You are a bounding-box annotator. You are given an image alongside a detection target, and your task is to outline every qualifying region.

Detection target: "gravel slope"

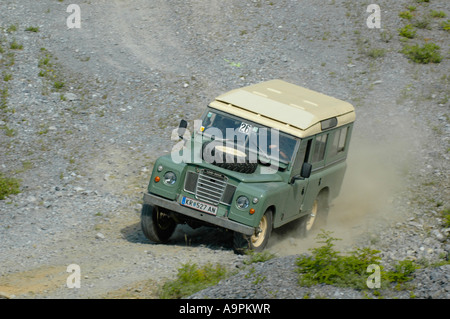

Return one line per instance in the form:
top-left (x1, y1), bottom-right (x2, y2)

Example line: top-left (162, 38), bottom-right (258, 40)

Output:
top-left (0, 0), bottom-right (448, 299)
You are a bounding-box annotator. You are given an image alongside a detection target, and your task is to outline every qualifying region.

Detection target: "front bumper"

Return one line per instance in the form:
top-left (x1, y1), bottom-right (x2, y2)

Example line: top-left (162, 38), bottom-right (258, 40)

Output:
top-left (143, 193), bottom-right (255, 236)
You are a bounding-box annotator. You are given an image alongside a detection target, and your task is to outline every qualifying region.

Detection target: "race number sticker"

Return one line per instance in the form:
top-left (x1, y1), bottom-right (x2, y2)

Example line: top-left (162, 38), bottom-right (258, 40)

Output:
top-left (239, 122), bottom-right (252, 134)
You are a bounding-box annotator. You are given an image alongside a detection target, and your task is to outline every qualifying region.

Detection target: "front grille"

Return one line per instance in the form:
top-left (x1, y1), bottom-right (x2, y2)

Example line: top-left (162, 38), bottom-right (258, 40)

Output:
top-left (184, 169), bottom-right (236, 206)
top-left (184, 171), bottom-right (198, 194)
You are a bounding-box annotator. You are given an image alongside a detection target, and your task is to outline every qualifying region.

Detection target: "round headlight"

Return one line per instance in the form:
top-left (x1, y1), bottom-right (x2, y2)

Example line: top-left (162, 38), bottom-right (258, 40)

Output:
top-left (163, 171), bottom-right (177, 185)
top-left (236, 196), bottom-right (250, 209)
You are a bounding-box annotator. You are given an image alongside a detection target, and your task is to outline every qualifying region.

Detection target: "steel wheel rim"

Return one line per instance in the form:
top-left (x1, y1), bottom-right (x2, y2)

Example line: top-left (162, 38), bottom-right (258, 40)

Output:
top-left (306, 200), bottom-right (318, 231)
top-left (155, 208), bottom-right (172, 230)
top-left (251, 215), bottom-right (268, 247)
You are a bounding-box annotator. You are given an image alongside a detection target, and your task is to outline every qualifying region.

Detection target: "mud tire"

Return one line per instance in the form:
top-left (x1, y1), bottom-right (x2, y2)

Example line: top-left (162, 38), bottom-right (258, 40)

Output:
top-left (141, 204), bottom-right (176, 243)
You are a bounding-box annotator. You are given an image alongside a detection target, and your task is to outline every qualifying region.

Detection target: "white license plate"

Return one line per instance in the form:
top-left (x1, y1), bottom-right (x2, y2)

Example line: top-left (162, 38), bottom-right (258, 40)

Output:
top-left (181, 196), bottom-right (218, 215)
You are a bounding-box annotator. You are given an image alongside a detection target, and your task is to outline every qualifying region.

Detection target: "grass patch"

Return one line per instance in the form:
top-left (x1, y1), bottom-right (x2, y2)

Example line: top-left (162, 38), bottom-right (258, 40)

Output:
top-left (441, 20), bottom-right (450, 31)
top-left (25, 26), bottom-right (40, 32)
top-left (399, 11), bottom-right (414, 20)
top-left (0, 173), bottom-right (20, 200)
top-left (441, 208), bottom-right (450, 228)
top-left (366, 48), bottom-right (386, 59)
top-left (430, 10), bottom-right (447, 18)
top-left (401, 43), bottom-right (442, 64)
top-left (295, 231), bottom-right (419, 291)
top-left (3, 73), bottom-right (12, 82)
top-left (9, 39), bottom-right (23, 50)
top-left (243, 251), bottom-right (277, 265)
top-left (6, 24), bottom-right (17, 33)
top-left (399, 24), bottom-right (417, 38)
top-left (53, 81), bottom-right (65, 90)
top-left (159, 262), bottom-right (228, 299)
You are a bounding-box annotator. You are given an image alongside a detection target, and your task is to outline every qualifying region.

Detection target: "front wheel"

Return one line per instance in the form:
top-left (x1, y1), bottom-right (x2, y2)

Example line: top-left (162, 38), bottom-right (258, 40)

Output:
top-left (233, 209), bottom-right (273, 254)
top-left (141, 204), bottom-right (176, 243)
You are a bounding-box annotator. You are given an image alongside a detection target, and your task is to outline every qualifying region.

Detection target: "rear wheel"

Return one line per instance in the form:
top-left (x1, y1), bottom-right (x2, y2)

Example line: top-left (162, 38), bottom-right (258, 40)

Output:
top-left (233, 209), bottom-right (273, 254)
top-left (299, 192), bottom-right (329, 237)
top-left (141, 204), bottom-right (176, 243)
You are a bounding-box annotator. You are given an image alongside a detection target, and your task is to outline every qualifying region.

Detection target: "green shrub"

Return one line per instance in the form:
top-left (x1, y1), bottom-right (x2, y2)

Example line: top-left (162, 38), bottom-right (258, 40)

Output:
top-left (9, 39), bottom-right (23, 50)
top-left (399, 11), bottom-right (414, 20)
top-left (441, 20), bottom-right (450, 31)
top-left (244, 251), bottom-right (277, 265)
top-left (295, 231), bottom-right (382, 289)
top-left (442, 208), bottom-right (450, 227)
top-left (159, 262), bottom-right (228, 299)
top-left (295, 231), bottom-right (419, 291)
top-left (430, 10), bottom-right (446, 18)
top-left (25, 26), bottom-right (40, 32)
top-left (384, 260), bottom-right (419, 284)
top-left (367, 48), bottom-right (386, 59)
top-left (53, 81), bottom-right (64, 89)
top-left (399, 25), bottom-right (417, 38)
top-left (0, 173), bottom-right (20, 200)
top-left (401, 43), bottom-right (442, 63)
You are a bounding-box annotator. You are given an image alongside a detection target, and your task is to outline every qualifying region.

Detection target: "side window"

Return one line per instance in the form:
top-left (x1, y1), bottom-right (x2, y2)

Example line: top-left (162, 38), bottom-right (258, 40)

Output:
top-left (329, 127), bottom-right (349, 158)
top-left (312, 134), bottom-right (328, 163)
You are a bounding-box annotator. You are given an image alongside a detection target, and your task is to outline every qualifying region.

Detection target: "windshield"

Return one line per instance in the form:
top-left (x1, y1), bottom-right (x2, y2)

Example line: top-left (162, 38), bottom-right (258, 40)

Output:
top-left (199, 108), bottom-right (298, 165)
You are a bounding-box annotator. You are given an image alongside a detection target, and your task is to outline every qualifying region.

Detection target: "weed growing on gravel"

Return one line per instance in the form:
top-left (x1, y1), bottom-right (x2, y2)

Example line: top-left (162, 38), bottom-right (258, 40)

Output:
top-left (159, 262), bottom-right (228, 299)
top-left (295, 231), bottom-right (419, 292)
top-left (0, 87), bottom-right (8, 110)
top-left (441, 208), bottom-right (450, 228)
top-left (243, 251), bottom-right (277, 265)
top-left (3, 73), bottom-right (12, 82)
top-left (430, 10), bottom-right (447, 18)
top-left (399, 25), bottom-right (417, 38)
top-left (0, 173), bottom-right (20, 200)
top-left (401, 43), bottom-right (442, 63)
top-left (441, 20), bottom-right (450, 31)
top-left (9, 39), bottom-right (23, 50)
top-left (399, 11), bottom-right (414, 20)
top-left (367, 48), bottom-right (386, 59)
top-left (6, 25), bottom-right (17, 33)
top-left (25, 26), bottom-right (40, 33)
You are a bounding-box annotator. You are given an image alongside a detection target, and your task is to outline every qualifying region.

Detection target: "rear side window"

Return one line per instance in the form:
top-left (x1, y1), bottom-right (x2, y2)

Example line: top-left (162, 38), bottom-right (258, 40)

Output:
top-left (312, 134), bottom-right (328, 163)
top-left (329, 126), bottom-right (349, 158)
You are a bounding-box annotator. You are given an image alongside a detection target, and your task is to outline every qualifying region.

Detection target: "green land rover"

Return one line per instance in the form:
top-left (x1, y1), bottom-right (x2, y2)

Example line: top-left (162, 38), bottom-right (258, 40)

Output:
top-left (141, 79), bottom-right (355, 252)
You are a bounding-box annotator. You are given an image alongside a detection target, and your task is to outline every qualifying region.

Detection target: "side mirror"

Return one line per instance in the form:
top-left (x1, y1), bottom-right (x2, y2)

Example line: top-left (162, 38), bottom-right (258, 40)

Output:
top-left (290, 162), bottom-right (312, 183)
top-left (300, 162), bottom-right (312, 179)
top-left (177, 119), bottom-right (188, 139)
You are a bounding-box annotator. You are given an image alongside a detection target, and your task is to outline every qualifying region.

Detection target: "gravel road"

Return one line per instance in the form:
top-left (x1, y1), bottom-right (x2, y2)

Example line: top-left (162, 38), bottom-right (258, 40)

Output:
top-left (0, 0), bottom-right (448, 299)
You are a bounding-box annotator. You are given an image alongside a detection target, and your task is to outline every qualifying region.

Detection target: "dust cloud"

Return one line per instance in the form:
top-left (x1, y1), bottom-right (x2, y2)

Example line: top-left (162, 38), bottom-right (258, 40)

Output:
top-left (268, 122), bottom-right (419, 256)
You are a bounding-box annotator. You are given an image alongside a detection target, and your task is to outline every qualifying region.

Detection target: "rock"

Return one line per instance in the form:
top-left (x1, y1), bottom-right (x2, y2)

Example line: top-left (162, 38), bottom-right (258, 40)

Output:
top-left (65, 93), bottom-right (78, 101)
top-left (432, 230), bottom-right (446, 242)
top-left (95, 233), bottom-right (105, 240)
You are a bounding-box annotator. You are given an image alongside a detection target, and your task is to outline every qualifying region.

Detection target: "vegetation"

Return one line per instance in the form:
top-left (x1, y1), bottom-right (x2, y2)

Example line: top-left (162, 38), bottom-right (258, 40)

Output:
top-left (295, 231), bottom-right (420, 291)
top-left (442, 208), bottom-right (450, 228)
top-left (243, 250), bottom-right (277, 265)
top-left (441, 20), bottom-right (450, 31)
top-left (401, 43), bottom-right (442, 64)
top-left (0, 173), bottom-right (20, 200)
top-left (398, 24), bottom-right (417, 38)
top-left (159, 262), bottom-right (228, 299)
top-left (25, 26), bottom-right (40, 32)
top-left (399, 11), bottom-right (414, 20)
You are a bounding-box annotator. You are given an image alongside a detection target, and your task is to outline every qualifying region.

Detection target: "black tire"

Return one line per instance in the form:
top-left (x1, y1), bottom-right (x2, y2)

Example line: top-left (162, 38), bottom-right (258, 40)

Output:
top-left (141, 204), bottom-right (176, 243)
top-left (233, 209), bottom-right (273, 254)
top-left (299, 192), bottom-right (329, 237)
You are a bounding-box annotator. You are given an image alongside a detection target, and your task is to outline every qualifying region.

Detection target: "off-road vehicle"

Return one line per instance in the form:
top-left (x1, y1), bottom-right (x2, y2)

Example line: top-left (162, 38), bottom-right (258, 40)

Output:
top-left (141, 79), bottom-right (355, 252)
